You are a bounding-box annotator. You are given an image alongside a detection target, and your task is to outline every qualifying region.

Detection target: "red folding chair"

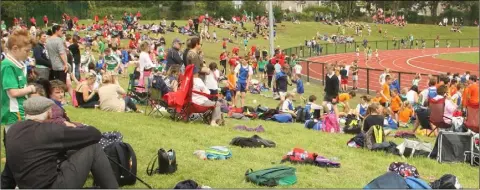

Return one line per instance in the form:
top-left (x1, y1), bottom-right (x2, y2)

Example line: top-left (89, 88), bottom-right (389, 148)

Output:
top-left (465, 105), bottom-right (479, 133)
top-left (428, 98), bottom-right (451, 136)
top-left (163, 65), bottom-right (216, 123)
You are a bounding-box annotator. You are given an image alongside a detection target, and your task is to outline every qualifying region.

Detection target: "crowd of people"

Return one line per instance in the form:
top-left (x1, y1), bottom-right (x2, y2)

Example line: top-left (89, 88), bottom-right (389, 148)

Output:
top-left (0, 10), bottom-right (478, 188)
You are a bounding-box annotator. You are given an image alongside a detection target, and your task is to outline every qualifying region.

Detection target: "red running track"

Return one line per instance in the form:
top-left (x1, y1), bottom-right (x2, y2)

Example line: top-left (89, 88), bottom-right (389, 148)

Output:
top-left (300, 47), bottom-right (479, 93)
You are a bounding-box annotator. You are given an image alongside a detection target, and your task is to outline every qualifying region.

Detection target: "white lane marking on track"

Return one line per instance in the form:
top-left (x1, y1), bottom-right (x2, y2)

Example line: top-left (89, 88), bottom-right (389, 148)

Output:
top-left (406, 51), bottom-right (479, 73)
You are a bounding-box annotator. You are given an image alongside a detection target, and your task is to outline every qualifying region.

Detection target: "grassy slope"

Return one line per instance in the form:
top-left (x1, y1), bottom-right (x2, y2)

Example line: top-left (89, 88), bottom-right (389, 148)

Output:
top-left (436, 52), bottom-right (479, 64)
top-left (3, 21), bottom-right (479, 188)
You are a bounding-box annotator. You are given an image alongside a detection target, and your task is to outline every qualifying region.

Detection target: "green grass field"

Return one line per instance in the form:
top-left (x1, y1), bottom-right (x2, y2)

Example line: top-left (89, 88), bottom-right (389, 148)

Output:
top-left (436, 52), bottom-right (479, 64)
top-left (2, 21), bottom-right (479, 188)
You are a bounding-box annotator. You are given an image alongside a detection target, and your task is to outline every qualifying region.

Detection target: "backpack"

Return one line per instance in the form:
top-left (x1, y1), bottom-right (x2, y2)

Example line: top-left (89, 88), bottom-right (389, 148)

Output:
top-left (430, 174), bottom-right (462, 189)
top-left (347, 133), bottom-right (365, 148)
top-left (174, 180), bottom-right (199, 189)
top-left (295, 108), bottom-right (306, 123)
top-left (343, 114), bottom-right (362, 134)
top-left (405, 177), bottom-right (432, 189)
top-left (322, 113), bottom-right (340, 133)
top-left (364, 172), bottom-right (409, 189)
top-left (103, 142), bottom-right (138, 186)
top-left (245, 166), bottom-right (297, 187)
top-left (230, 135), bottom-right (276, 148)
top-left (304, 119), bottom-right (322, 131)
top-left (259, 109), bottom-right (278, 120)
top-left (272, 113), bottom-right (293, 123)
top-left (146, 148), bottom-right (177, 176)
top-left (205, 146), bottom-right (232, 160)
top-left (98, 131), bottom-right (123, 149)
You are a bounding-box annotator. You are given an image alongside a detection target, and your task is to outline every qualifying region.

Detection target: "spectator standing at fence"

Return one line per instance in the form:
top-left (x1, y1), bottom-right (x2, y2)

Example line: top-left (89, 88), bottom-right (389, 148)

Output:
top-left (351, 60), bottom-right (359, 90)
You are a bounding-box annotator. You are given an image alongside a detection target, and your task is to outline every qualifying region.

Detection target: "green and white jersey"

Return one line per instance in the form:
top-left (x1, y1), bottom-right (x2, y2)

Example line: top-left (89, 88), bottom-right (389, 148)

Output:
top-left (105, 54), bottom-right (121, 71)
top-left (1, 57), bottom-right (27, 125)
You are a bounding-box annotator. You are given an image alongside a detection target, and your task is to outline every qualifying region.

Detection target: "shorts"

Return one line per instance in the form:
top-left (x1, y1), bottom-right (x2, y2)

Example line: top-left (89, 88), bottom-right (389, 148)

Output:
top-left (259, 68), bottom-right (265, 72)
top-left (356, 52), bottom-right (360, 57)
top-left (236, 82), bottom-right (247, 92)
top-left (341, 78), bottom-right (348, 84)
top-left (393, 110), bottom-right (399, 114)
top-left (380, 102), bottom-right (388, 107)
top-left (352, 75), bottom-right (358, 81)
top-left (279, 91), bottom-right (287, 99)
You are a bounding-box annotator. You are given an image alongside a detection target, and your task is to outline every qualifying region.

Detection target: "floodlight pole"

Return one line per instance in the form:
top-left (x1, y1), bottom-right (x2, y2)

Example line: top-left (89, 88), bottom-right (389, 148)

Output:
top-left (268, 1), bottom-right (274, 58)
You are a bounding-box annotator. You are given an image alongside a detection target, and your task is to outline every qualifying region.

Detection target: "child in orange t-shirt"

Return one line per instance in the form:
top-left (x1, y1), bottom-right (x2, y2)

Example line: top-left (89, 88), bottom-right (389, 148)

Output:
top-left (398, 101), bottom-right (414, 128)
top-left (390, 90), bottom-right (402, 121)
top-left (380, 75), bottom-right (392, 107)
top-left (371, 90), bottom-right (382, 103)
top-left (226, 69), bottom-right (237, 105)
top-left (337, 91), bottom-right (356, 112)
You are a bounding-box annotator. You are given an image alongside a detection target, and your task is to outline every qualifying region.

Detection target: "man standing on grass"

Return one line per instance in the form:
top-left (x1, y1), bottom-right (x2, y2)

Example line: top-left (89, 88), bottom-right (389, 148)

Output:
top-left (46, 25), bottom-right (69, 83)
top-left (324, 65), bottom-right (339, 104)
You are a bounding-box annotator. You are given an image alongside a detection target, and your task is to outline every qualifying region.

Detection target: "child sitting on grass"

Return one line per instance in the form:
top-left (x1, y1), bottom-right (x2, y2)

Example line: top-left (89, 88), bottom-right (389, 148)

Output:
top-left (398, 101), bottom-right (414, 128)
top-left (355, 95), bottom-right (371, 120)
top-left (281, 92), bottom-right (297, 118)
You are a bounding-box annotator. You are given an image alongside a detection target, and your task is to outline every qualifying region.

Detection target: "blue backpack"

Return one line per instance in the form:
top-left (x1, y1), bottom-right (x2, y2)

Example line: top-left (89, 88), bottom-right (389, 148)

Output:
top-left (405, 177), bottom-right (431, 189)
top-left (427, 87), bottom-right (437, 99)
top-left (304, 120), bottom-right (322, 130)
top-left (272, 114), bottom-right (293, 123)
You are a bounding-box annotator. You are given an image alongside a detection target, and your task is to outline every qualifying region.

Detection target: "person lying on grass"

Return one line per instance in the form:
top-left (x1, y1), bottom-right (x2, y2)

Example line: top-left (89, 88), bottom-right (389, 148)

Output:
top-left (1, 96), bottom-right (119, 189)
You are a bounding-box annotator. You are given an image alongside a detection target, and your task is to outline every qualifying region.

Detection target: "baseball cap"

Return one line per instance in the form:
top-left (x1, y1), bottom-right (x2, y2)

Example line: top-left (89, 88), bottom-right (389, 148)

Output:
top-left (172, 38), bottom-right (184, 45)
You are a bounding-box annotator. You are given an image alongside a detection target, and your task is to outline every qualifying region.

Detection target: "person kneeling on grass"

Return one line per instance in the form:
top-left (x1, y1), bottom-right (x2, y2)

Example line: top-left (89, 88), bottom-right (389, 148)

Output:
top-left (1, 96), bottom-right (118, 189)
top-left (337, 91), bottom-right (356, 113)
top-left (98, 73), bottom-right (142, 113)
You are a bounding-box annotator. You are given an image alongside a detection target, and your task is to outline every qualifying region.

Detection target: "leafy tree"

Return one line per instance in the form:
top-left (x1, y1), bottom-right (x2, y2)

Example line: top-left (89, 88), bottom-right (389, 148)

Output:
top-left (272, 5), bottom-right (283, 22)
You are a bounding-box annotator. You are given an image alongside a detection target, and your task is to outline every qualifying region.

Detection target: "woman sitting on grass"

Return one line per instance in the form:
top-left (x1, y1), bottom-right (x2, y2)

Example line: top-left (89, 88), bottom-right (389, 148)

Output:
top-left (75, 72), bottom-right (99, 108)
top-left (98, 73), bottom-right (141, 113)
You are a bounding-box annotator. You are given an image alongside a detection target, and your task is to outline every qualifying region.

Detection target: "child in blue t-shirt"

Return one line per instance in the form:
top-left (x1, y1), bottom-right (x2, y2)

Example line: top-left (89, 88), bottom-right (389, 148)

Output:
top-left (234, 58), bottom-right (253, 107)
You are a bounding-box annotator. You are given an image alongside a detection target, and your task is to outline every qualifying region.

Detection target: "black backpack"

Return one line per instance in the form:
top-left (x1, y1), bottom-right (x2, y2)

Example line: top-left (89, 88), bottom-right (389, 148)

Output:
top-left (259, 109), bottom-right (278, 120)
top-left (343, 114), bottom-right (362, 134)
top-left (147, 149), bottom-right (177, 176)
top-left (295, 108), bottom-right (306, 123)
top-left (103, 142), bottom-right (138, 187)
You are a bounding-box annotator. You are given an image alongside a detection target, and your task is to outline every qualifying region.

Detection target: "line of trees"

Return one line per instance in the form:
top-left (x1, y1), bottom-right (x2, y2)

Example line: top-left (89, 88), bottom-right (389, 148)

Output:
top-left (1, 1), bottom-right (478, 27)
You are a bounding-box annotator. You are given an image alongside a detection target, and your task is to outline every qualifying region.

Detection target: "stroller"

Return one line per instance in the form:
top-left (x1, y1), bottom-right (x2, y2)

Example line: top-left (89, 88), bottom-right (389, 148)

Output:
top-left (163, 65), bottom-right (217, 124)
top-left (127, 72), bottom-right (149, 105)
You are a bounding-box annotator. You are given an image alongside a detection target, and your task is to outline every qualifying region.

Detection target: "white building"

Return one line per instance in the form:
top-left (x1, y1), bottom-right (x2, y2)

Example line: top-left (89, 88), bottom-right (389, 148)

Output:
top-left (233, 1), bottom-right (242, 9)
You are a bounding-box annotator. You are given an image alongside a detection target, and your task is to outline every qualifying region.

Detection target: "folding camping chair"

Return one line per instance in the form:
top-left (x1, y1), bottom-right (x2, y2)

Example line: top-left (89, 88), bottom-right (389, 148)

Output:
top-left (127, 73), bottom-right (148, 105)
top-left (428, 98), bottom-right (452, 136)
top-left (144, 75), bottom-right (170, 117)
top-left (465, 106), bottom-right (479, 133)
top-left (163, 65), bottom-right (217, 124)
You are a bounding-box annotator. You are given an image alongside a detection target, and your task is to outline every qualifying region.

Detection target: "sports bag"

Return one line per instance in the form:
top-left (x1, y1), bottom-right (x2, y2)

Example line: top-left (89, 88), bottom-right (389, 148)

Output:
top-left (147, 148), bottom-right (177, 176)
top-left (245, 166), bottom-right (297, 187)
top-left (364, 172), bottom-right (409, 189)
top-left (322, 113), bottom-right (340, 133)
top-left (304, 119), bottom-right (322, 130)
top-left (295, 107), bottom-right (306, 123)
top-left (405, 177), bottom-right (431, 189)
top-left (205, 146), bottom-right (232, 160)
top-left (272, 113), bottom-right (293, 123)
top-left (102, 142), bottom-right (139, 187)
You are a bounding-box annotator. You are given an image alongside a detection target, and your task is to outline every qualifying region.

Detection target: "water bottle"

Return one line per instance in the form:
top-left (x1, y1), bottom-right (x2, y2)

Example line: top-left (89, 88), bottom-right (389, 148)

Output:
top-left (167, 151), bottom-right (173, 160)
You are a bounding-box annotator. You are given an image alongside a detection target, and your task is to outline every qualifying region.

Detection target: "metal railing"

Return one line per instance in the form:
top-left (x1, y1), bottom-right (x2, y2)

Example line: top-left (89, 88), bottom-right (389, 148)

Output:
top-left (283, 38), bottom-right (479, 94)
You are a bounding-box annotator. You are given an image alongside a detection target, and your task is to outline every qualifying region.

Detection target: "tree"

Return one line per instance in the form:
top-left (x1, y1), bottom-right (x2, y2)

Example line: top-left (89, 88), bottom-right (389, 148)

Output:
top-left (272, 5), bottom-right (283, 22)
top-left (242, 1), bottom-right (266, 18)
